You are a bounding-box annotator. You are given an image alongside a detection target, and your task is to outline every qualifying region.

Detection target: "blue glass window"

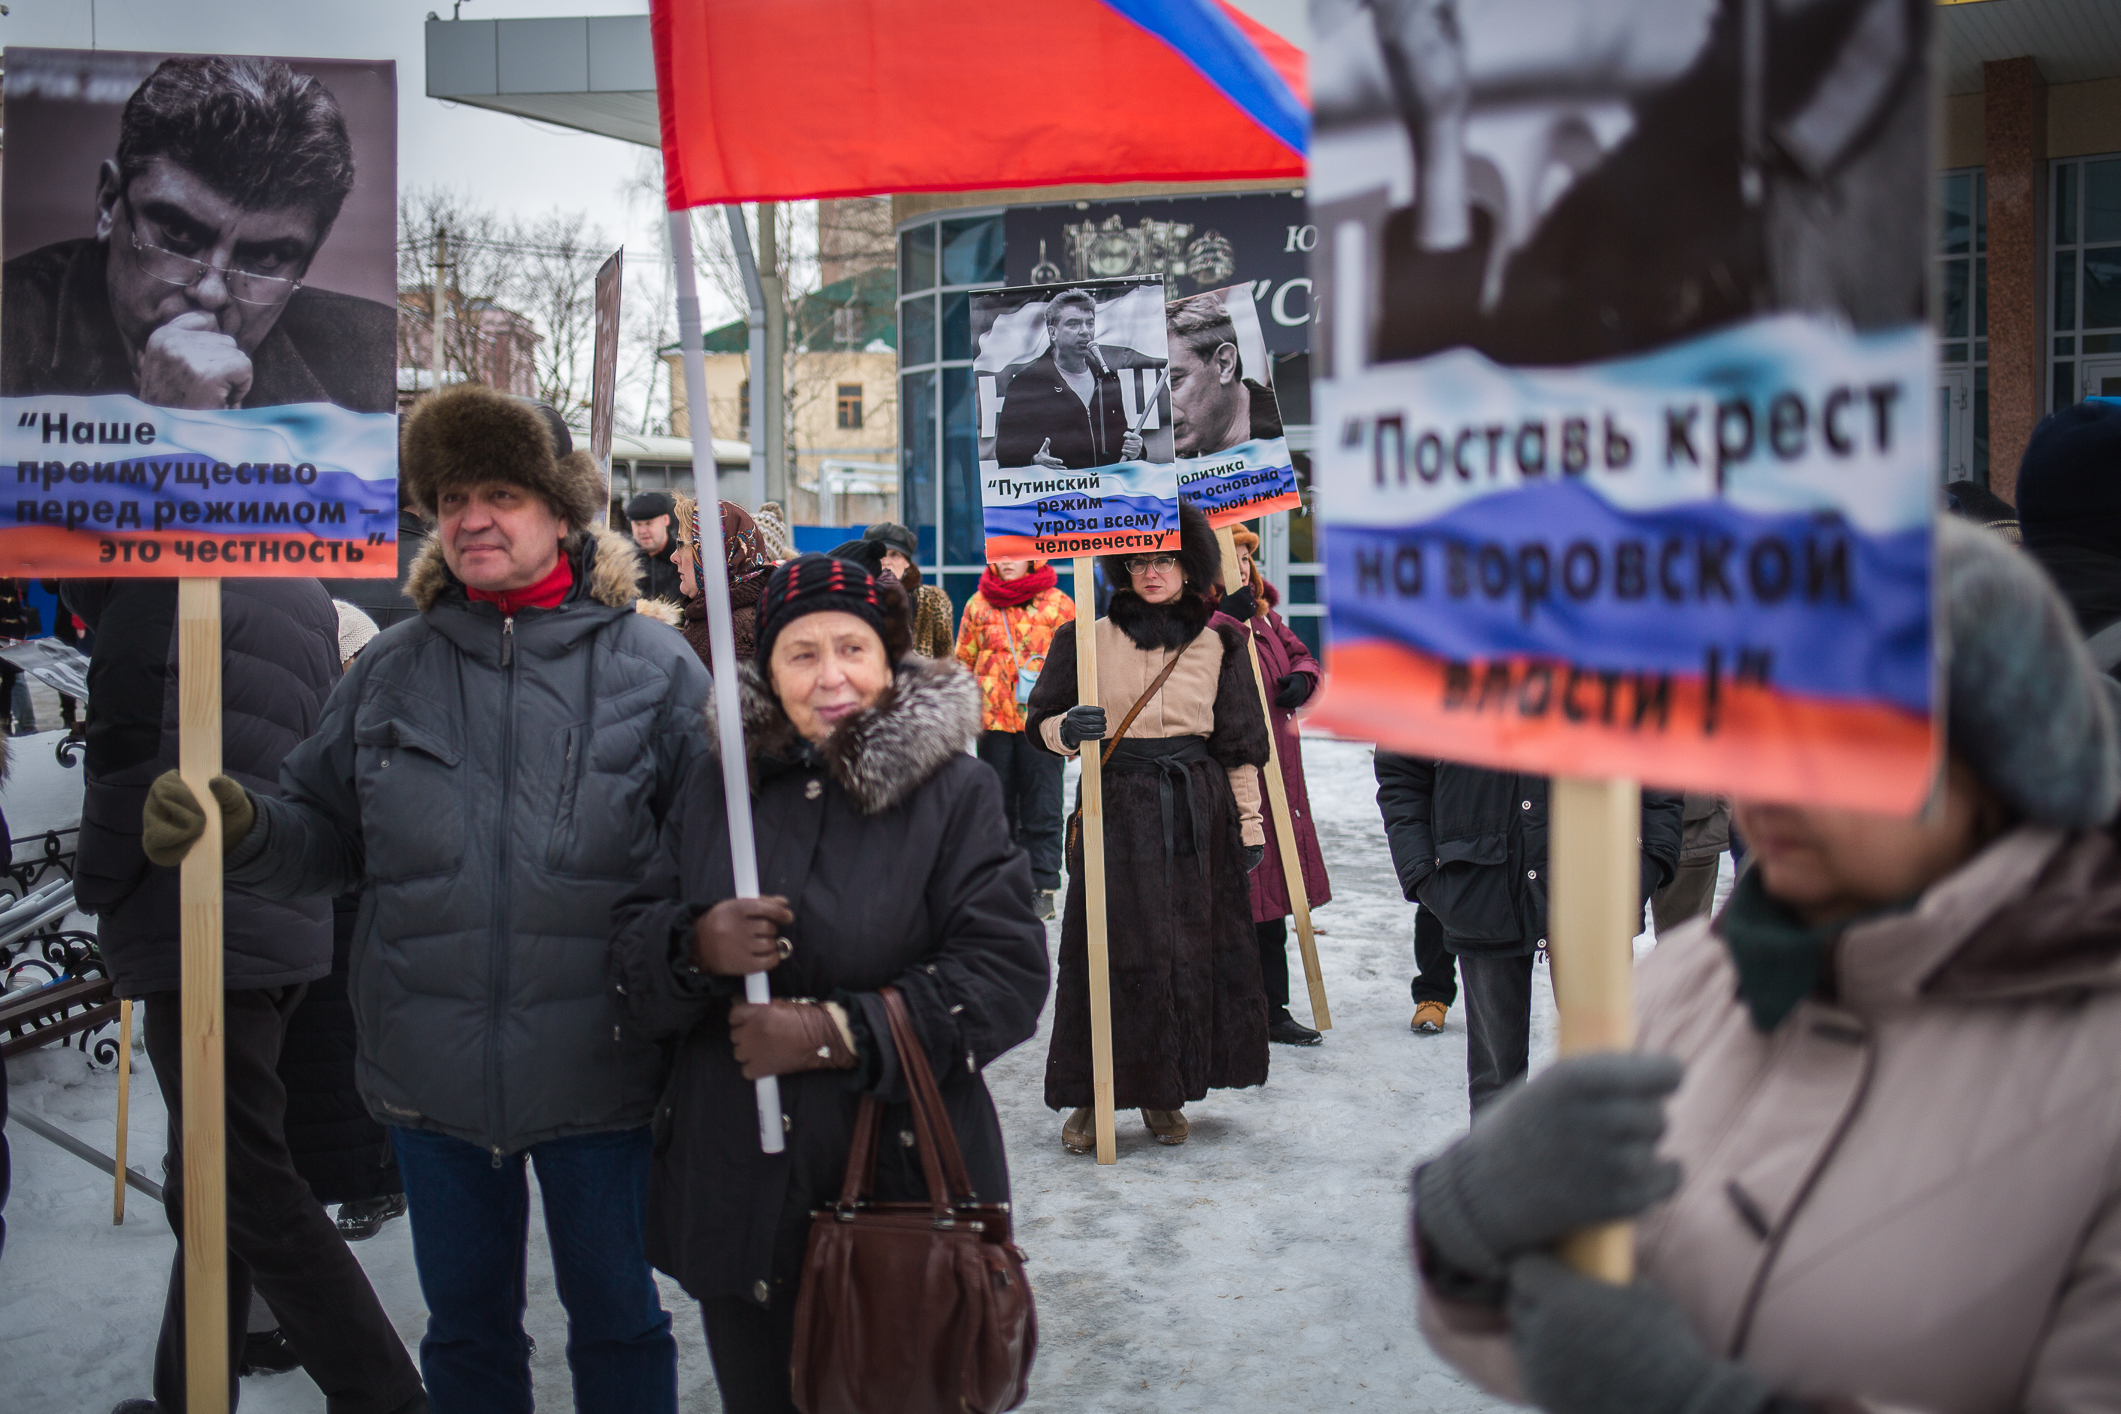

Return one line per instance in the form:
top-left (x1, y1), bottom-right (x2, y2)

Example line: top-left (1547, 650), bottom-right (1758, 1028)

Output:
top-left (941, 216), bottom-right (1005, 286)
top-left (900, 223), bottom-right (935, 293)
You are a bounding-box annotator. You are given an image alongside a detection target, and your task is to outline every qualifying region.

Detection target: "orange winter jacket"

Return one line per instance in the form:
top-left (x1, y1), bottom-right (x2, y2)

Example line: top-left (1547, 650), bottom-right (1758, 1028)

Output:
top-left (954, 586), bottom-right (1074, 733)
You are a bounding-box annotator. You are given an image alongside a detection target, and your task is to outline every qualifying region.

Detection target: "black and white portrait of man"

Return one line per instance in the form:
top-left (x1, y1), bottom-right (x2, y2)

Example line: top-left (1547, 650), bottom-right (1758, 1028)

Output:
top-left (2, 52), bottom-right (397, 413)
top-left (1312, 0), bottom-right (1928, 371)
top-left (983, 283), bottom-right (1171, 472)
top-left (1167, 290), bottom-right (1284, 459)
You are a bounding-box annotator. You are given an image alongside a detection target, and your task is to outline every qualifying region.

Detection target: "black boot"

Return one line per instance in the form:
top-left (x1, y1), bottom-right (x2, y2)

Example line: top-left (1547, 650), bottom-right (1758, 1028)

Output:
top-left (1267, 1012), bottom-right (1322, 1046)
top-left (240, 1327), bottom-right (301, 1376)
top-left (336, 1191), bottom-right (408, 1241)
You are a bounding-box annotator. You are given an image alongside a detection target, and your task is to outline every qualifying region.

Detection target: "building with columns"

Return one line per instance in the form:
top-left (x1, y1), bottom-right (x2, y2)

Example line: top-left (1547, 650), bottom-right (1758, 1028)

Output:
top-left (1940, 2), bottom-right (2121, 500)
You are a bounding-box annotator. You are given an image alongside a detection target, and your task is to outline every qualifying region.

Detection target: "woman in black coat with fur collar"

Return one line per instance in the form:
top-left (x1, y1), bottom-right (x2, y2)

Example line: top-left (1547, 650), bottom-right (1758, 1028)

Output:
top-left (1025, 500), bottom-right (1273, 1152)
top-left (609, 552), bottom-right (1049, 1414)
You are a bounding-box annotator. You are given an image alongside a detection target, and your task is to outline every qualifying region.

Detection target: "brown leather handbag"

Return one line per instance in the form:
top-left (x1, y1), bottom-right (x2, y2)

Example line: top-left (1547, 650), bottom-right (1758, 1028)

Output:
top-left (790, 986), bottom-right (1036, 1414)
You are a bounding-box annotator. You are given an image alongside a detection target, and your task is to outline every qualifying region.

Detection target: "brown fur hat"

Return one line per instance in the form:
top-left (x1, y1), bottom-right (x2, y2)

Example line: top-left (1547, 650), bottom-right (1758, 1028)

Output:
top-left (401, 384), bottom-right (607, 533)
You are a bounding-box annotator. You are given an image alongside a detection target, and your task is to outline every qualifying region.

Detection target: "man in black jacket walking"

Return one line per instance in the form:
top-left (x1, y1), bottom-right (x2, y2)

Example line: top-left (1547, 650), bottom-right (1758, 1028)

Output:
top-left (1374, 754), bottom-right (1683, 1114)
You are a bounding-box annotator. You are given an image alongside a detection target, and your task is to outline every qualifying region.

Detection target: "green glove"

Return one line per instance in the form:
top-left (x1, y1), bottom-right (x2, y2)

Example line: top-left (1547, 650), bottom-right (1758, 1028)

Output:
top-left (142, 771), bottom-right (256, 867)
top-left (1506, 1253), bottom-right (1778, 1414)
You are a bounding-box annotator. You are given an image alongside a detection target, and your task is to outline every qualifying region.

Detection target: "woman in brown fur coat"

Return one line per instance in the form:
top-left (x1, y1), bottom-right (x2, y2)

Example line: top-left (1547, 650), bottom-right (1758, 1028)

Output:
top-left (1026, 499), bottom-right (1272, 1150)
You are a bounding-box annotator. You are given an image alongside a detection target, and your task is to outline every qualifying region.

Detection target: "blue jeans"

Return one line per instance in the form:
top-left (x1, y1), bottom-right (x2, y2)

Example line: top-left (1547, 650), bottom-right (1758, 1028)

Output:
top-left (391, 1126), bottom-right (677, 1414)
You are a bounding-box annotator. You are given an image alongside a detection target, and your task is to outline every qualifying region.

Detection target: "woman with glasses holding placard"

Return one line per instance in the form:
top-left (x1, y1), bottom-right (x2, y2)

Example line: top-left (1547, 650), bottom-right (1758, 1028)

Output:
top-left (1024, 499), bottom-right (1273, 1152)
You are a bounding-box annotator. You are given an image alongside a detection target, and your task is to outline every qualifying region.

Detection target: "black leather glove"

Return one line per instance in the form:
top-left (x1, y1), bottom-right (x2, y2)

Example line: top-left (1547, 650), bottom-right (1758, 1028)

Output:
top-left (1274, 673), bottom-right (1314, 710)
top-left (1221, 585), bottom-right (1258, 622)
top-left (1058, 704), bottom-right (1107, 750)
top-left (1243, 844), bottom-right (1266, 872)
top-left (1507, 1253), bottom-right (1777, 1414)
top-left (1414, 1053), bottom-right (1683, 1290)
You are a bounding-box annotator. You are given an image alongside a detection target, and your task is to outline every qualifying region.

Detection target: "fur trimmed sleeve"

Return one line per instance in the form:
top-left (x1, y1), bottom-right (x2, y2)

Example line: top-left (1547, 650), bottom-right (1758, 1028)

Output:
top-left (1024, 619), bottom-right (1080, 757)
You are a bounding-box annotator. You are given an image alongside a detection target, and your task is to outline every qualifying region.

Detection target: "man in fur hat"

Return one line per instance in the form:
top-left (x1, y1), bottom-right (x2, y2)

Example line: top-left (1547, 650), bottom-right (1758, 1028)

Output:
top-left (140, 384), bottom-right (709, 1410)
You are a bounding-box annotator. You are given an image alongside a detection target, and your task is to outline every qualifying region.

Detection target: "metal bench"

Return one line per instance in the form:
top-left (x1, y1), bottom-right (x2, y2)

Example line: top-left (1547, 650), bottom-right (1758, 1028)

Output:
top-left (0, 880), bottom-right (119, 1064)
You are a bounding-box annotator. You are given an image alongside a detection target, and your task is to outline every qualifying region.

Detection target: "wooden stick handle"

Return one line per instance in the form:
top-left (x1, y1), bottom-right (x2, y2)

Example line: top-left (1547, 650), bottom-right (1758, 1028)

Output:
top-left (1072, 558), bottom-right (1117, 1164)
top-left (1214, 527), bottom-right (1329, 1028)
top-left (178, 577), bottom-right (229, 1410)
top-left (112, 997), bottom-right (132, 1225)
top-left (1548, 774), bottom-right (1641, 1284)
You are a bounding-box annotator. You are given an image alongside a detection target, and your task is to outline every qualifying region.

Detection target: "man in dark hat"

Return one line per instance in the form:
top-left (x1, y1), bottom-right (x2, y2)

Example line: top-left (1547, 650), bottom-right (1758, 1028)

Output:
top-left (862, 520), bottom-right (955, 657)
top-left (141, 384), bottom-right (707, 1411)
top-left (2018, 399), bottom-right (2121, 673)
top-left (627, 489), bottom-right (683, 604)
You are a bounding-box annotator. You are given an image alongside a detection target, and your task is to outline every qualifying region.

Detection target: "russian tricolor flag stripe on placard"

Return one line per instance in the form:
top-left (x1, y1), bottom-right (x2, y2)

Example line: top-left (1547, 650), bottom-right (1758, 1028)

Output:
top-left (650, 0), bottom-right (1306, 209)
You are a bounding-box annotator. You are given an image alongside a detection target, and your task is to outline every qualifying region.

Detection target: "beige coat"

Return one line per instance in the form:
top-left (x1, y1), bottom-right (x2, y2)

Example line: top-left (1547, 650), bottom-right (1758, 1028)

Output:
top-left (1422, 823), bottom-right (2121, 1413)
top-left (1038, 616), bottom-right (1262, 845)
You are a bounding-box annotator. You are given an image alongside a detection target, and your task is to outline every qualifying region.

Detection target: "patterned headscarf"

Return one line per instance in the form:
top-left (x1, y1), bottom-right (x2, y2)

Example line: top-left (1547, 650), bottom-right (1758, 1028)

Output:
top-left (674, 494), bottom-right (770, 579)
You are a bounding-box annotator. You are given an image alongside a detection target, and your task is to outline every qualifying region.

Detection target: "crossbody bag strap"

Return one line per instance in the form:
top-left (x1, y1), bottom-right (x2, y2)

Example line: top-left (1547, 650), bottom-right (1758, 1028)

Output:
top-left (1099, 640), bottom-right (1189, 766)
top-left (1000, 604), bottom-right (1023, 670)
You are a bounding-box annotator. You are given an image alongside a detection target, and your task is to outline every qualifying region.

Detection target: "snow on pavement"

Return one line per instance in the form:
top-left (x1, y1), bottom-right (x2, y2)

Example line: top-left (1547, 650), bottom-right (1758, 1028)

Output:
top-left (1, 734), bottom-right (1630, 1412)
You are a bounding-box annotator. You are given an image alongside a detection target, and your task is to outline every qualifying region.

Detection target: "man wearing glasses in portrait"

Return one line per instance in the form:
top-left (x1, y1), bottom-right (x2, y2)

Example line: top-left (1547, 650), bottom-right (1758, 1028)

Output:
top-left (2, 55), bottom-right (395, 413)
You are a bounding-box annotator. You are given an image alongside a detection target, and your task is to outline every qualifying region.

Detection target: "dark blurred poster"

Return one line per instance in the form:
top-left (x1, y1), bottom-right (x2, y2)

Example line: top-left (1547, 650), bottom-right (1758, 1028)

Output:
top-left (1305, 0), bottom-right (1937, 813)
top-left (591, 248), bottom-right (624, 490)
top-left (1005, 192), bottom-right (1313, 360)
top-left (0, 47), bottom-right (398, 576)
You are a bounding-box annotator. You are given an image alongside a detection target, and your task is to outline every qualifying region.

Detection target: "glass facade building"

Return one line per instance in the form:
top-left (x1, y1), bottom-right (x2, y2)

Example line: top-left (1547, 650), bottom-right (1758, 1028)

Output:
top-left (896, 201), bottom-right (1324, 656)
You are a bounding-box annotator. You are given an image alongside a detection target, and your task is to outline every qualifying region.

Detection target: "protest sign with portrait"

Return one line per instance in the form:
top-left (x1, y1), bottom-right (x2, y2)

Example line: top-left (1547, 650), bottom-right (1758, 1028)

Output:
top-left (973, 276), bottom-right (1178, 561)
top-left (1168, 282), bottom-right (1298, 528)
top-left (1305, 0), bottom-right (1936, 813)
top-left (0, 47), bottom-right (399, 576)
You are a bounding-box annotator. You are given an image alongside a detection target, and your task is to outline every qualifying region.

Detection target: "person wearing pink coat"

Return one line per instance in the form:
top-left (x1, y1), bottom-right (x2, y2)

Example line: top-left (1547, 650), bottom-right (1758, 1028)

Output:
top-left (1221, 527), bottom-right (1332, 1046)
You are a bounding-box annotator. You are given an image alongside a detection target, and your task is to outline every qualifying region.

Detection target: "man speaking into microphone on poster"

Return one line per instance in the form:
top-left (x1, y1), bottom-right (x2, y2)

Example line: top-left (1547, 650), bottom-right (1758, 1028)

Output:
top-left (994, 287), bottom-right (1155, 470)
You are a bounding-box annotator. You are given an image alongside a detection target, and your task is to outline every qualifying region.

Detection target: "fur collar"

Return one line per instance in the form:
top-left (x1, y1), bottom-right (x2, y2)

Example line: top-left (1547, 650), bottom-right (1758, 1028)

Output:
top-left (404, 526), bottom-right (645, 614)
top-left (1107, 588), bottom-right (1212, 651)
top-left (708, 653), bottom-right (981, 814)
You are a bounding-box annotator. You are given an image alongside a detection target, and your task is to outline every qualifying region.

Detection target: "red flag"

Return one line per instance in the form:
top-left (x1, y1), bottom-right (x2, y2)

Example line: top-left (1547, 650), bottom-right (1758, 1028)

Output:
top-left (651, 0), bottom-right (1306, 208)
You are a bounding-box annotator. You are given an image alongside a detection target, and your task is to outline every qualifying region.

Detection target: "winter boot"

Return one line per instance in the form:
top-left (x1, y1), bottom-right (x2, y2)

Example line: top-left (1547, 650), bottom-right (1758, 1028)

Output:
top-left (1268, 1014), bottom-right (1323, 1046)
top-left (240, 1328), bottom-right (301, 1375)
top-left (1412, 1001), bottom-right (1449, 1034)
top-left (1141, 1108), bottom-right (1188, 1145)
top-left (1061, 1107), bottom-right (1096, 1153)
top-left (337, 1192), bottom-right (408, 1241)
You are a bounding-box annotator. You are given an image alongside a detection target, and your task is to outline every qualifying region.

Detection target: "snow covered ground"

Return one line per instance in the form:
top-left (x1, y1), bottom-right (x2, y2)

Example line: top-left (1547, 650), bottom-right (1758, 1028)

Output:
top-left (2, 732), bottom-right (1702, 1412)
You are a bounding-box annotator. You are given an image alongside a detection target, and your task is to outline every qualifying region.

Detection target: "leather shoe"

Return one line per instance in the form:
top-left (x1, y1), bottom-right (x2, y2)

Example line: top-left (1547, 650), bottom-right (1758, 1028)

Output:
top-left (337, 1192), bottom-right (408, 1241)
top-left (240, 1327), bottom-right (300, 1376)
top-left (1061, 1107), bottom-right (1095, 1153)
top-left (1141, 1108), bottom-right (1188, 1145)
top-left (1268, 1016), bottom-right (1322, 1046)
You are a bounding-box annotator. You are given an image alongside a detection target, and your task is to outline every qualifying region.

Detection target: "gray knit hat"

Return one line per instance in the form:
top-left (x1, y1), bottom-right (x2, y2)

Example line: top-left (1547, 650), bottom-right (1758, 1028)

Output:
top-left (1941, 515), bottom-right (2121, 826)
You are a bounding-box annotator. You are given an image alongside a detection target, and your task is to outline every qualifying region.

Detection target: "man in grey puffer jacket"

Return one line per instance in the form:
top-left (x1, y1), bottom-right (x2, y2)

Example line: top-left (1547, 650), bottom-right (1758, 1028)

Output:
top-left (145, 385), bottom-right (709, 1412)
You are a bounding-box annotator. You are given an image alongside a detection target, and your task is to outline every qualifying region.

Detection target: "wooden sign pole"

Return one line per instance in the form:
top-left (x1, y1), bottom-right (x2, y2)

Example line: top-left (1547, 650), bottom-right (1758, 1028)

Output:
top-left (1214, 528), bottom-right (1329, 1029)
top-left (112, 996), bottom-right (133, 1225)
top-left (1548, 774), bottom-right (1640, 1283)
top-left (1071, 556), bottom-right (1118, 1164)
top-left (178, 577), bottom-right (229, 1409)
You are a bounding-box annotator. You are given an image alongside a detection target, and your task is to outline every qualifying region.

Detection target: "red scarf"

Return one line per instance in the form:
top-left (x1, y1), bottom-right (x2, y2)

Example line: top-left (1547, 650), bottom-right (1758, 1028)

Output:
top-left (468, 555), bottom-right (574, 616)
top-left (978, 561), bottom-right (1056, 608)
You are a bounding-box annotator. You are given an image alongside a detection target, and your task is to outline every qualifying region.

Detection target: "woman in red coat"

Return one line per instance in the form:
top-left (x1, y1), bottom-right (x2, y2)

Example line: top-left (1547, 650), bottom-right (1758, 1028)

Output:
top-left (1226, 528), bottom-right (1333, 1045)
